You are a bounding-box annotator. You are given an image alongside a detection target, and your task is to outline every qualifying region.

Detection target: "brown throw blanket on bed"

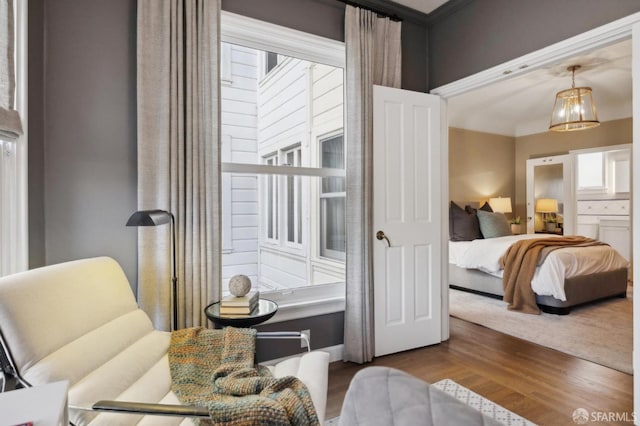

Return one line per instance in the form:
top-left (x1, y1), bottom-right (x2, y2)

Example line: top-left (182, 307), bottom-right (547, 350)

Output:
top-left (500, 236), bottom-right (606, 314)
top-left (169, 326), bottom-right (319, 426)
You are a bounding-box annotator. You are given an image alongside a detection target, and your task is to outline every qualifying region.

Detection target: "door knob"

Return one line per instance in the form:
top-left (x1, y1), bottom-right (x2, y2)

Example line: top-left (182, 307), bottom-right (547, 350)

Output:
top-left (376, 230), bottom-right (391, 247)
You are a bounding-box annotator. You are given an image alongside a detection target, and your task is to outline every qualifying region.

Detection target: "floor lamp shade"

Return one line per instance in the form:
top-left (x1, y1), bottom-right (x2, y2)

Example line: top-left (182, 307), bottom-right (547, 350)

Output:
top-left (126, 209), bottom-right (172, 226)
top-left (126, 209), bottom-right (178, 331)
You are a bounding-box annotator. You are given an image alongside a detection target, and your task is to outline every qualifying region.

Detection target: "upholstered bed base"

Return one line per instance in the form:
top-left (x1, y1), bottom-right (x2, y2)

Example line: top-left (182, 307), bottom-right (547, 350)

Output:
top-left (449, 264), bottom-right (628, 315)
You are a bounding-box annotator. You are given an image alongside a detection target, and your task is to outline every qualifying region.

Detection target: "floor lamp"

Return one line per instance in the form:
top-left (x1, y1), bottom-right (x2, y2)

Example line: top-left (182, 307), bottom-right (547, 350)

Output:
top-left (126, 209), bottom-right (178, 331)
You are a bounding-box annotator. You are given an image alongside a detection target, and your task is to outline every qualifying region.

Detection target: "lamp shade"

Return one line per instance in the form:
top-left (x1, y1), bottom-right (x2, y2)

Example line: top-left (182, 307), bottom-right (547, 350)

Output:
top-left (549, 65), bottom-right (600, 132)
top-left (535, 198), bottom-right (558, 213)
top-left (488, 197), bottom-right (512, 213)
top-left (126, 209), bottom-right (172, 227)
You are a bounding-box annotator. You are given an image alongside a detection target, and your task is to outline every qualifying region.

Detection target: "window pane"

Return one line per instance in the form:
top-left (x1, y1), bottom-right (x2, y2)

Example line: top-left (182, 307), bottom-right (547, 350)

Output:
top-left (321, 136), bottom-right (345, 193)
top-left (267, 174), bottom-right (274, 238)
top-left (266, 51), bottom-right (278, 74)
top-left (578, 152), bottom-right (604, 188)
top-left (287, 173), bottom-right (294, 242)
top-left (321, 196), bottom-right (346, 259)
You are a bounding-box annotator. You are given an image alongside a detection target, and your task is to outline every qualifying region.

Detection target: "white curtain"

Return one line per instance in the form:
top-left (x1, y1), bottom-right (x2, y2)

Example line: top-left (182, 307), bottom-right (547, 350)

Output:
top-left (137, 0), bottom-right (221, 330)
top-left (344, 4), bottom-right (401, 364)
top-left (0, 0), bottom-right (22, 140)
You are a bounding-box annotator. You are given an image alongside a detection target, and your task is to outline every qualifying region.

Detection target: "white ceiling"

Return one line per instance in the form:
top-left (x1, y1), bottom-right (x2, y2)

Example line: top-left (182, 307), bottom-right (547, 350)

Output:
top-left (448, 39), bottom-right (632, 137)
top-left (390, 0), bottom-right (449, 15)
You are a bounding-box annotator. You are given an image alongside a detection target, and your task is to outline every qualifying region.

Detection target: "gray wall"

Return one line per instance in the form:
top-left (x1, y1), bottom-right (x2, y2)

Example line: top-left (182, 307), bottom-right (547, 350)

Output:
top-left (28, 0), bottom-right (138, 285)
top-left (222, 0), bottom-right (429, 92)
top-left (27, 0), bottom-right (428, 356)
top-left (28, 0), bottom-right (45, 268)
top-left (428, 0), bottom-right (640, 89)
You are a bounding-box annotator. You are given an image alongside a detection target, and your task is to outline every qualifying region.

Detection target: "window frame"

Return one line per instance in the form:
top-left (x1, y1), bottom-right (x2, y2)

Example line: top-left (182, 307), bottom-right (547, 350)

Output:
top-left (220, 12), bottom-right (346, 321)
top-left (0, 0), bottom-right (28, 276)
top-left (263, 153), bottom-right (279, 244)
top-left (283, 144), bottom-right (303, 247)
top-left (318, 133), bottom-right (346, 261)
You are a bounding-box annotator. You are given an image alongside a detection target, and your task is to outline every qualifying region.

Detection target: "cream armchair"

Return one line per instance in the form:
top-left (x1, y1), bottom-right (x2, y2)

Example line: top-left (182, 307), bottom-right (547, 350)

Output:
top-left (0, 257), bottom-right (329, 425)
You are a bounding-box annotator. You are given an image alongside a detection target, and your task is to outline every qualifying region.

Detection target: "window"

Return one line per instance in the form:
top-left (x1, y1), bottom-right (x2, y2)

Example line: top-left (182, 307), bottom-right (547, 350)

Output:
top-left (265, 51), bottom-right (279, 74)
top-left (577, 152), bottom-right (604, 190)
top-left (0, 0), bottom-right (27, 276)
top-left (284, 146), bottom-right (302, 245)
top-left (264, 154), bottom-right (278, 241)
top-left (575, 147), bottom-right (631, 195)
top-left (220, 12), bottom-right (346, 316)
top-left (319, 135), bottom-right (345, 260)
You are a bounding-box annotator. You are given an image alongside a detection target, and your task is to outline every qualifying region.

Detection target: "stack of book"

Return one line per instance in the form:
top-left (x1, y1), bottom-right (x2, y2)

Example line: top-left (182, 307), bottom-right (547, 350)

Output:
top-left (219, 290), bottom-right (259, 317)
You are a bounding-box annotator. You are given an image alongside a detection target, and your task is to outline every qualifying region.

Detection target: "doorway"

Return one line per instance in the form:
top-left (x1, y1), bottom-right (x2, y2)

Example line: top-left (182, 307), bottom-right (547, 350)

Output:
top-left (432, 12), bottom-right (640, 414)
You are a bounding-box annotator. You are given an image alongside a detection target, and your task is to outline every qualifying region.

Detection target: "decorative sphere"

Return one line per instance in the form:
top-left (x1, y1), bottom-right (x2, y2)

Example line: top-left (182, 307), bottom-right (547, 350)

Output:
top-left (229, 274), bottom-right (252, 296)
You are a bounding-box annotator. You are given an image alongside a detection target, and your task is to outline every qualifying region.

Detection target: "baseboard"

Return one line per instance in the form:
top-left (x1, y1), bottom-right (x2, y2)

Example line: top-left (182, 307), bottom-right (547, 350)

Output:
top-left (260, 344), bottom-right (344, 366)
top-left (321, 344), bottom-right (344, 362)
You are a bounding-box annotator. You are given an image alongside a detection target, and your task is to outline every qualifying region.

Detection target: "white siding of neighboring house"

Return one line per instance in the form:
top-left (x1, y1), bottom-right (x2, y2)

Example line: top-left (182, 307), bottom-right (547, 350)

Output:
top-left (309, 64), bottom-right (345, 286)
top-left (221, 43), bottom-right (259, 291)
top-left (257, 58), bottom-right (344, 291)
top-left (258, 58), bottom-right (310, 290)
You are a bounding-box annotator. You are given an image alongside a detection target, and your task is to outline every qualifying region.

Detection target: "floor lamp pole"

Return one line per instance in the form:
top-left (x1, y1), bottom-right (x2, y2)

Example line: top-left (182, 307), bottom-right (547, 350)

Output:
top-left (170, 212), bottom-right (178, 331)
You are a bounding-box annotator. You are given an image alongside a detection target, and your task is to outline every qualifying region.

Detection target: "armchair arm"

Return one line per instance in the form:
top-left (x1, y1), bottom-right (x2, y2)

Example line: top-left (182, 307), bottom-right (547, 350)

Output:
top-left (90, 401), bottom-right (209, 418)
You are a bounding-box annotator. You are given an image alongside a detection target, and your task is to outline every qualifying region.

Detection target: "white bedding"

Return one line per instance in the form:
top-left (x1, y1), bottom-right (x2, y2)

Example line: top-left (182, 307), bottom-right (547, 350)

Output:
top-left (449, 234), bottom-right (629, 301)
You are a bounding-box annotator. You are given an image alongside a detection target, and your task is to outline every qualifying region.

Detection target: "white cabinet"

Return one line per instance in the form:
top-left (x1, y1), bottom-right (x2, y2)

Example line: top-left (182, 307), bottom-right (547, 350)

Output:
top-left (572, 145), bottom-right (632, 262)
top-left (576, 199), bottom-right (630, 215)
top-left (575, 199), bottom-right (630, 260)
top-left (599, 219), bottom-right (631, 261)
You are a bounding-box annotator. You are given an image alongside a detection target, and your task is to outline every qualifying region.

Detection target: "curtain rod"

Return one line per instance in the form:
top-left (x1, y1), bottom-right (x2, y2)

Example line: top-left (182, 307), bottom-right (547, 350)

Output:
top-left (337, 0), bottom-right (403, 22)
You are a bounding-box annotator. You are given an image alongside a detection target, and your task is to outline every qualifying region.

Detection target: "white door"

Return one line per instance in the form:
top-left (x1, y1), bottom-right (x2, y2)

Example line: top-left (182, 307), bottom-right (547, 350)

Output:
top-left (373, 85), bottom-right (442, 357)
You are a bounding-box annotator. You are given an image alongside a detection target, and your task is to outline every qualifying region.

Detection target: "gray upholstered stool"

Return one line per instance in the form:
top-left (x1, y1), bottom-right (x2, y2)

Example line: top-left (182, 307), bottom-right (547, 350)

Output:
top-left (339, 367), bottom-right (502, 426)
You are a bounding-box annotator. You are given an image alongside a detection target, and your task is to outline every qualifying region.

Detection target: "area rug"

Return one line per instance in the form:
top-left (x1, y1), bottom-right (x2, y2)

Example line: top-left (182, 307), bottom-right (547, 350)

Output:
top-left (433, 379), bottom-right (536, 425)
top-left (449, 287), bottom-right (632, 374)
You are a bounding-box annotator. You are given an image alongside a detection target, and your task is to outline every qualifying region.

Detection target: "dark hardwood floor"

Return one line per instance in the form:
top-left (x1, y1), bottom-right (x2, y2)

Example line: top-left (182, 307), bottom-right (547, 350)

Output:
top-left (326, 317), bottom-right (633, 425)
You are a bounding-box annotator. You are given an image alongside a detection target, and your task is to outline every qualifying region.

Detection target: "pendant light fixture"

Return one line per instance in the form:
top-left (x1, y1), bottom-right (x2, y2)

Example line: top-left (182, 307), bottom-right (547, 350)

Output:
top-left (549, 65), bottom-right (600, 132)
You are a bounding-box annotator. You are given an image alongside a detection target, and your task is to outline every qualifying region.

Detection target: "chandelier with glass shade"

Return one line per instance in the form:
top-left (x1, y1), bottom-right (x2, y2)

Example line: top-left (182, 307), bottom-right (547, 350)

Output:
top-left (549, 65), bottom-right (600, 132)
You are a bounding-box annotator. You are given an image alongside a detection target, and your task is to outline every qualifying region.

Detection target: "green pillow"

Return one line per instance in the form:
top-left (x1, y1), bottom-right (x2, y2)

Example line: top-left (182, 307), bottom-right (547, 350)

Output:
top-left (477, 210), bottom-right (511, 238)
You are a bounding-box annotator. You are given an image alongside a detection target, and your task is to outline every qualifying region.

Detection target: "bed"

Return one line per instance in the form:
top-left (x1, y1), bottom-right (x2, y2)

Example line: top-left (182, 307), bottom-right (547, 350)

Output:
top-left (449, 234), bottom-right (629, 314)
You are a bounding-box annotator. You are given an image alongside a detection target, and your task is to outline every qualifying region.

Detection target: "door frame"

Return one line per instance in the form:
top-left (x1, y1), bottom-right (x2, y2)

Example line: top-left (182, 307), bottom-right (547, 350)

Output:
top-left (431, 11), bottom-right (640, 415)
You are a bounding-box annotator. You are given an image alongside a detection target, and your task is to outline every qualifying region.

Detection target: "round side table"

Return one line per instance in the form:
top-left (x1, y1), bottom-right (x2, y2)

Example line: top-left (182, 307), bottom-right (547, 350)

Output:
top-left (204, 298), bottom-right (278, 328)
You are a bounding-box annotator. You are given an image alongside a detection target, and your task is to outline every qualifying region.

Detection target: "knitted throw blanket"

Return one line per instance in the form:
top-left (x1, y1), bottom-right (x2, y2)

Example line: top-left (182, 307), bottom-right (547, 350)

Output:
top-left (499, 236), bottom-right (606, 314)
top-left (169, 327), bottom-right (320, 426)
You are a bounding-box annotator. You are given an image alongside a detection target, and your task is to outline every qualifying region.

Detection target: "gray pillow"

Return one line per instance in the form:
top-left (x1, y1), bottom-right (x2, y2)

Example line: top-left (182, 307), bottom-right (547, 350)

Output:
top-left (449, 202), bottom-right (482, 241)
top-left (477, 210), bottom-right (511, 238)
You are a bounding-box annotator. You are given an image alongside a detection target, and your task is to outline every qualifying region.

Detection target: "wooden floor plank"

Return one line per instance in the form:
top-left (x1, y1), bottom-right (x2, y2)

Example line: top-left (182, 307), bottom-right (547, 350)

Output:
top-left (326, 317), bottom-right (632, 425)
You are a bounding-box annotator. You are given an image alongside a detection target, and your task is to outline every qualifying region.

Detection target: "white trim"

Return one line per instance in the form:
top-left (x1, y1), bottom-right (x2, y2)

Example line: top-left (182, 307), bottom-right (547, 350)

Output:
top-left (431, 12), bottom-right (640, 99)
top-left (1, 0), bottom-right (28, 276)
top-left (259, 344), bottom-right (344, 365)
top-left (15, 0), bottom-right (28, 272)
top-left (261, 281), bottom-right (345, 323)
top-left (632, 21), bottom-right (640, 419)
top-left (439, 98), bottom-right (449, 341)
top-left (221, 11), bottom-right (345, 69)
top-left (265, 296), bottom-right (345, 323)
